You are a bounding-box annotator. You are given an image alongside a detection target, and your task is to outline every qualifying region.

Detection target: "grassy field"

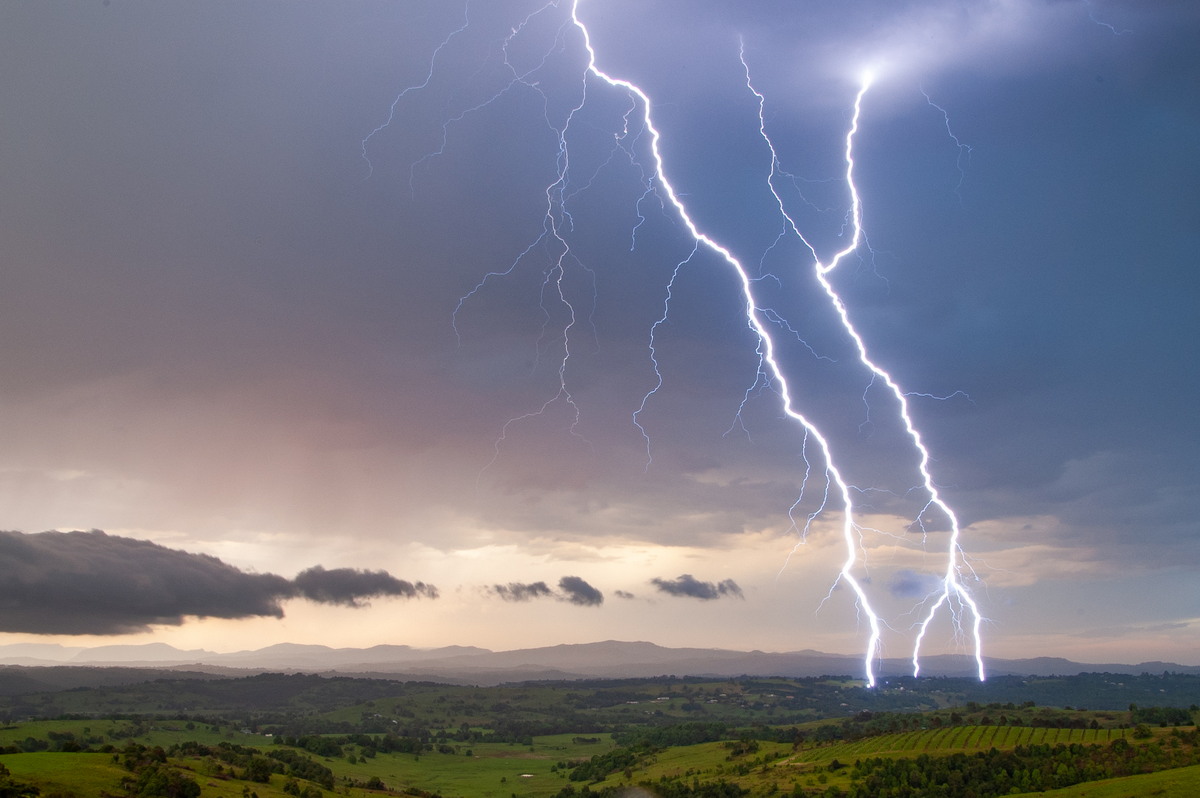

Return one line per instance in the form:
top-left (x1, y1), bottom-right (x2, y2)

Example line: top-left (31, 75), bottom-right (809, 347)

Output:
top-left (2, 730), bottom-right (616, 798)
top-left (2, 751), bottom-right (126, 796)
top-left (1, 715), bottom-right (1194, 798)
top-left (324, 734), bottom-right (614, 797)
top-left (6, 743), bottom-right (1200, 798)
top-left (2, 751), bottom-right (359, 798)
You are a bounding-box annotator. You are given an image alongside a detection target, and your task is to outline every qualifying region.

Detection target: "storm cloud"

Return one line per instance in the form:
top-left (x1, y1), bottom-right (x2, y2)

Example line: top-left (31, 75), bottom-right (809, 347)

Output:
top-left (557, 576), bottom-right (603, 606)
top-left (651, 574), bottom-right (743, 601)
top-left (293, 565), bottom-right (437, 606)
top-left (489, 577), bottom-right (603, 606)
top-left (0, 530), bottom-right (435, 635)
top-left (490, 582), bottom-right (553, 602)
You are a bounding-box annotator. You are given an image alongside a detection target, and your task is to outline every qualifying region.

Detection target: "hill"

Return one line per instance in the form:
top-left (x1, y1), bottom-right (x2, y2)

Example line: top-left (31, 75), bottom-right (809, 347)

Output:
top-left (2, 640), bottom-right (1196, 684)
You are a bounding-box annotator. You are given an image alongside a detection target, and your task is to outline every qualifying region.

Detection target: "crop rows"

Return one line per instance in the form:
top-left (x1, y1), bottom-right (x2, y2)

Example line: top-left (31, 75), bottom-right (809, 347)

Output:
top-left (802, 726), bottom-right (1126, 764)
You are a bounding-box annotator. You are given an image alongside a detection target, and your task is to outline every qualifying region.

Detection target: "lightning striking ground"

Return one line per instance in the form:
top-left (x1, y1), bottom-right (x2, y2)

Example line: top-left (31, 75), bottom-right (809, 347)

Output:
top-left (375, 0), bottom-right (988, 686)
top-left (741, 61), bottom-right (986, 680)
top-left (573, 6), bottom-right (917, 686)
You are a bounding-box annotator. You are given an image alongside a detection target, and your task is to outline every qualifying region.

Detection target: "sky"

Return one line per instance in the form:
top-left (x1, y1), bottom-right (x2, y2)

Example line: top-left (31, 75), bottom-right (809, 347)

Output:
top-left (1, 0), bottom-right (1197, 670)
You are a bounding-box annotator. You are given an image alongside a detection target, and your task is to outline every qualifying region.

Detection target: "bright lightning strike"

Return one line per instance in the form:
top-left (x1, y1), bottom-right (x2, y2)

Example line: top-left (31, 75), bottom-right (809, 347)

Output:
top-left (376, 0), bottom-right (989, 687)
top-left (574, 10), bottom-right (985, 686)
top-left (574, 7), bottom-right (924, 687)
top-left (740, 60), bottom-right (986, 681)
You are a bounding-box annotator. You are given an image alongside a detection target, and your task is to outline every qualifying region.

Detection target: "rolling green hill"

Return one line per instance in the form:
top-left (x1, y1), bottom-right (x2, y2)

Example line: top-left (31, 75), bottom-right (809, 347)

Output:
top-left (0, 672), bottom-right (1197, 796)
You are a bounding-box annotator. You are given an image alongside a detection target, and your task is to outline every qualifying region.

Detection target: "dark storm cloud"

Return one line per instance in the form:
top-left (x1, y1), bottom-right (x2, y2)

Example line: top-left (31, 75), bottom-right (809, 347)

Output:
top-left (0, 0), bottom-right (1193, 568)
top-left (293, 565), bottom-right (438, 606)
top-left (0, 530), bottom-right (435, 635)
top-left (490, 581), bottom-right (553, 602)
top-left (557, 575), bottom-right (603, 606)
top-left (651, 574), bottom-right (743, 601)
top-left (489, 577), bottom-right (603, 605)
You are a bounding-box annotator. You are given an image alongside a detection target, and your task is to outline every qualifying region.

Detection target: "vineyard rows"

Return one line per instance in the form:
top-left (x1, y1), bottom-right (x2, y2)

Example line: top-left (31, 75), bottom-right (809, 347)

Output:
top-left (802, 725), bottom-right (1126, 763)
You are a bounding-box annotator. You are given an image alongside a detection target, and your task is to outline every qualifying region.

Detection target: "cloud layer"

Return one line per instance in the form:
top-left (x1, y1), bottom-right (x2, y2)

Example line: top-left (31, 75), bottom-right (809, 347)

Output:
top-left (651, 574), bottom-right (744, 601)
top-left (0, 530), bottom-right (435, 634)
top-left (292, 565), bottom-right (437, 606)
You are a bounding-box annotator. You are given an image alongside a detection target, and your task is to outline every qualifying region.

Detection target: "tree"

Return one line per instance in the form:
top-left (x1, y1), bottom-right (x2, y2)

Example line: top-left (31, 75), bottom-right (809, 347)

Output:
top-left (242, 757), bottom-right (273, 783)
top-left (134, 764), bottom-right (201, 798)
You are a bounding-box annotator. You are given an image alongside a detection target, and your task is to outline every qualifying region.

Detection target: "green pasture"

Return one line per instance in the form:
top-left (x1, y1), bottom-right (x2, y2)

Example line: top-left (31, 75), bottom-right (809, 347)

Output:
top-left (530, 732), bottom-right (615, 758)
top-left (1, 751), bottom-right (124, 795)
top-left (6, 740), bottom-right (1198, 798)
top-left (1, 726), bottom-right (616, 798)
top-left (0, 718), bottom-right (1192, 798)
top-left (1, 751), bottom-right (350, 798)
top-left (314, 734), bottom-right (614, 797)
top-left (634, 739), bottom-right (793, 780)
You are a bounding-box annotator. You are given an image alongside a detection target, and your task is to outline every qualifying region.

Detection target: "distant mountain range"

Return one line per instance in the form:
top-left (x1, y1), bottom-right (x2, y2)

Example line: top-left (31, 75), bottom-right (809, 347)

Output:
top-left (1, 640), bottom-right (1195, 685)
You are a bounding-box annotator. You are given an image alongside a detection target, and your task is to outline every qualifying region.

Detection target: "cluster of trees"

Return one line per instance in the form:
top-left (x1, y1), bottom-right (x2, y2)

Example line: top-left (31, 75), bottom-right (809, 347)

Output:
top-left (567, 746), bottom-right (648, 782)
top-left (570, 722), bottom-right (764, 783)
top-left (116, 744), bottom-right (200, 798)
top-left (273, 730), bottom-right (427, 758)
top-left (612, 722), bottom-right (734, 749)
top-left (0, 729), bottom-right (101, 754)
top-left (553, 778), bottom-right (749, 797)
top-left (170, 740), bottom-right (273, 783)
top-left (567, 723), bottom-right (794, 784)
top-left (1130, 704), bottom-right (1195, 726)
top-left (167, 740), bottom-right (332, 790)
top-left (266, 749), bottom-right (334, 789)
top-left (848, 731), bottom-right (1200, 798)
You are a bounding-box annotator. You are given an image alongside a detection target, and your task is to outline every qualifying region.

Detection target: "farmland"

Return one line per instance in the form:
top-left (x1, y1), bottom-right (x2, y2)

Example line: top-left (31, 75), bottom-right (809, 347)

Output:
top-left (0, 670), bottom-right (1197, 796)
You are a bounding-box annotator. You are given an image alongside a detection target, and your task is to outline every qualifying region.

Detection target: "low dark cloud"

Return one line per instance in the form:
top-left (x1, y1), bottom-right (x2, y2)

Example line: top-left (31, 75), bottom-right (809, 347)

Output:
top-left (491, 582), bottom-right (552, 602)
top-left (651, 574), bottom-right (743, 600)
top-left (293, 565), bottom-right (437, 606)
top-left (614, 590), bottom-right (636, 600)
top-left (557, 575), bottom-right (603, 606)
top-left (0, 530), bottom-right (435, 635)
top-left (489, 577), bottom-right (603, 606)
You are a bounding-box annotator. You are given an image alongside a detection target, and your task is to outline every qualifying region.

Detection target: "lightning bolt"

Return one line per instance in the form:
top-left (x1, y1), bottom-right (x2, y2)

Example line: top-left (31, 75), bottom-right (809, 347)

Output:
top-left (360, 4), bottom-right (472, 181)
top-left (738, 58), bottom-right (986, 681)
top-left (922, 88), bottom-right (973, 197)
top-left (377, 0), bottom-right (989, 686)
top-left (569, 9), bottom-right (908, 686)
top-left (1083, 0), bottom-right (1132, 36)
